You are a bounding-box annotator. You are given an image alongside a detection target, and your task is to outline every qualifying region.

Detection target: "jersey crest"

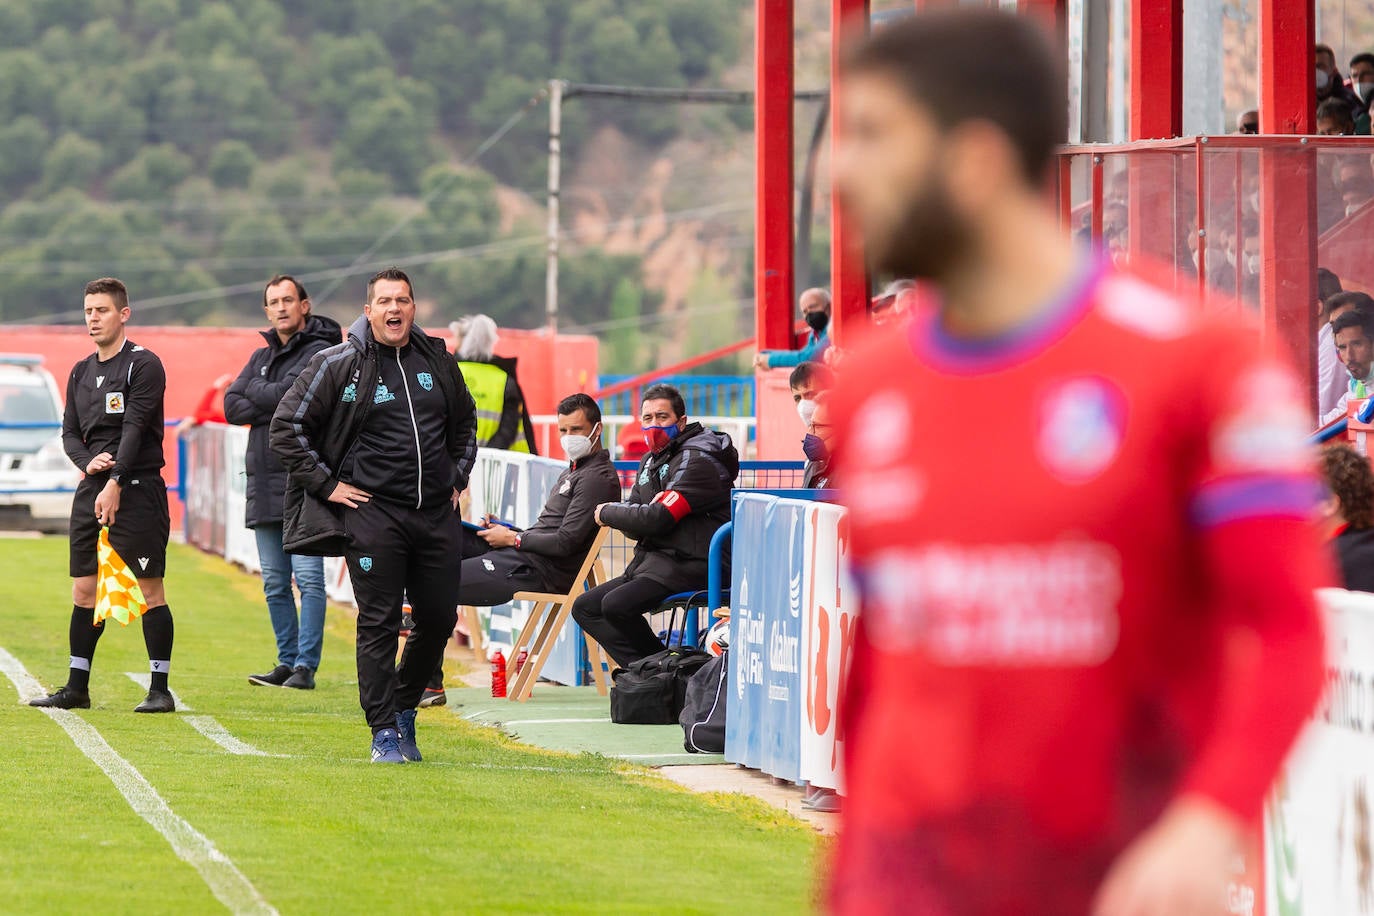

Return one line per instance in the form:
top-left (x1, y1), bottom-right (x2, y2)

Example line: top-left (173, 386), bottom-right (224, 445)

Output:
top-left (1035, 377), bottom-right (1126, 484)
top-left (417, 371), bottom-right (434, 391)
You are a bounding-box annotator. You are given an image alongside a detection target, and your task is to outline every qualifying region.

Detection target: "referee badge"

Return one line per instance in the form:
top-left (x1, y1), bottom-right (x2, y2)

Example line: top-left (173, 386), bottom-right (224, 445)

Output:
top-left (417, 372), bottom-right (433, 391)
top-left (105, 392), bottom-right (125, 414)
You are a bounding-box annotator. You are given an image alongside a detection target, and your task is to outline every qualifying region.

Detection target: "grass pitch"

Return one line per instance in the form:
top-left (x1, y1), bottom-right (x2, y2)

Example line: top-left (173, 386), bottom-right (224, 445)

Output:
top-left (0, 539), bottom-right (820, 914)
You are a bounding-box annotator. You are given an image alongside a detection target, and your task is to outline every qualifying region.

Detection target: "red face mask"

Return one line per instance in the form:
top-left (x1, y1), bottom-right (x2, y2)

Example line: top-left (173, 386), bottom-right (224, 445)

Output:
top-left (642, 424), bottom-right (680, 453)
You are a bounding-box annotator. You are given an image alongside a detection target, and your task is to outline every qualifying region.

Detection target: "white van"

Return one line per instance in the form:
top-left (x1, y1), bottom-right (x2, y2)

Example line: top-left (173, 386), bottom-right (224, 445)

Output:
top-left (0, 354), bottom-right (79, 533)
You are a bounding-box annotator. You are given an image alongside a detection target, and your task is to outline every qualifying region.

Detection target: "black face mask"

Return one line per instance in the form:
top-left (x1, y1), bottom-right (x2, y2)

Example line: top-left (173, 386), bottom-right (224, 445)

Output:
top-left (805, 311), bottom-right (829, 333)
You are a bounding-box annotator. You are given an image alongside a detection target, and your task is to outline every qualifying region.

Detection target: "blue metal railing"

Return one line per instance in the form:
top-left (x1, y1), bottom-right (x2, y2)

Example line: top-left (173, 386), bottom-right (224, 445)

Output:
top-left (597, 374), bottom-right (755, 418)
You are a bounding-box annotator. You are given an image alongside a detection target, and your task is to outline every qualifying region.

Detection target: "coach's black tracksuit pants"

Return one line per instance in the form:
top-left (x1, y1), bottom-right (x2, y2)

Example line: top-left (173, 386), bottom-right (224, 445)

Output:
top-left (344, 497), bottom-right (462, 732)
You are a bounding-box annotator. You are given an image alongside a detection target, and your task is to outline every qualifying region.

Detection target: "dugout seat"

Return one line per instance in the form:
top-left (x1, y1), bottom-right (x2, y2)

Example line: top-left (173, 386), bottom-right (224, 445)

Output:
top-left (653, 589), bottom-right (730, 649)
top-left (506, 527), bottom-right (614, 702)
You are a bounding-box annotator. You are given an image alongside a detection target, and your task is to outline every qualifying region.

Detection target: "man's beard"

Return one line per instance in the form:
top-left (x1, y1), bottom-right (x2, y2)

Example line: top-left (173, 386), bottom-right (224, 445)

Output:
top-left (868, 172), bottom-right (973, 283)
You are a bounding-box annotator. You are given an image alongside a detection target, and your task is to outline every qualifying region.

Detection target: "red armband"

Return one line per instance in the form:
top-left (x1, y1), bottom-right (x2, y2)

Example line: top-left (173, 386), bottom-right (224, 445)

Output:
top-left (652, 489), bottom-right (692, 521)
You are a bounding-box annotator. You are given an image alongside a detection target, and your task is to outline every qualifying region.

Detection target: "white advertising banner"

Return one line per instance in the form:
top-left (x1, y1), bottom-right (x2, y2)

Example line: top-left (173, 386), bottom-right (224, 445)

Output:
top-left (221, 424), bottom-right (259, 574)
top-left (1264, 588), bottom-right (1374, 916)
top-left (799, 501), bottom-right (854, 792)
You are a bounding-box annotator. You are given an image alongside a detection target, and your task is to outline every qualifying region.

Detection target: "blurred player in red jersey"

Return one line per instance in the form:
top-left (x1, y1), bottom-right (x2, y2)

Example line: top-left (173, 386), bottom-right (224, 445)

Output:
top-left (827, 10), bottom-right (1328, 916)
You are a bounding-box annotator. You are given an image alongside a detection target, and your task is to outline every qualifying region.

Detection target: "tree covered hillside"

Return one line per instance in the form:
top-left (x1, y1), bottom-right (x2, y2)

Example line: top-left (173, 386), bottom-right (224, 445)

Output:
top-left (0, 0), bottom-right (742, 330)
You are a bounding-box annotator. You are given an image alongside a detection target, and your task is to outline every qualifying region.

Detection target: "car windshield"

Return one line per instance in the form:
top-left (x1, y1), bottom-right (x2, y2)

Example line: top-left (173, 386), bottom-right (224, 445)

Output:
top-left (0, 380), bottom-right (58, 425)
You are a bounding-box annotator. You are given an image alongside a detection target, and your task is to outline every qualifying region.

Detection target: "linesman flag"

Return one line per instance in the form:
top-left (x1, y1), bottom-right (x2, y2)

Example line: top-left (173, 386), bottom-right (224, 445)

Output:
top-left (95, 526), bottom-right (148, 626)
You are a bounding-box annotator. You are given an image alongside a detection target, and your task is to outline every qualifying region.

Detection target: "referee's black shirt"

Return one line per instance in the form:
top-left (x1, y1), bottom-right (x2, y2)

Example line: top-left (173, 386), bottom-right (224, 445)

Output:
top-left (62, 338), bottom-right (166, 481)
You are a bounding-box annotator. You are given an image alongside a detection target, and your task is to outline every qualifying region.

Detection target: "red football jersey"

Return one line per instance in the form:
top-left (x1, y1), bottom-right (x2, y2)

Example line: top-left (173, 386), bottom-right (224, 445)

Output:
top-left (828, 262), bottom-right (1328, 915)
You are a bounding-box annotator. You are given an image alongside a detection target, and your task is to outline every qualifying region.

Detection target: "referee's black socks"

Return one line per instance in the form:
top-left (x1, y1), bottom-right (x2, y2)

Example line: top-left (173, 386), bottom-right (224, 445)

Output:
top-left (141, 605), bottom-right (173, 692)
top-left (67, 605), bottom-right (103, 691)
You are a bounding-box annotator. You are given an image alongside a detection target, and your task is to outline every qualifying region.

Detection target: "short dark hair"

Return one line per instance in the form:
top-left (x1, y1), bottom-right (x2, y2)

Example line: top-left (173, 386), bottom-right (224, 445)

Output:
top-left (1322, 443), bottom-right (1374, 530)
top-left (1352, 52), bottom-right (1374, 71)
top-left (789, 361), bottom-right (835, 391)
top-left (1317, 97), bottom-right (1356, 128)
top-left (1326, 290), bottom-right (1374, 320)
top-left (263, 274), bottom-right (308, 307)
top-left (84, 277), bottom-right (129, 311)
top-left (1319, 267), bottom-right (1344, 305)
top-left (367, 266), bottom-right (414, 302)
top-left (641, 383), bottom-right (686, 419)
top-left (1332, 306), bottom-right (1374, 338)
top-left (1317, 44), bottom-right (1337, 66)
top-left (846, 9), bottom-right (1065, 184)
top-left (557, 392), bottom-right (602, 426)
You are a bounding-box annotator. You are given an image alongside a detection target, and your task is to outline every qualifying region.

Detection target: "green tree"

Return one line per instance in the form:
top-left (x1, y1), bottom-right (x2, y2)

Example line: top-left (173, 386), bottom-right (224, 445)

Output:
top-left (208, 140), bottom-right (258, 189)
top-left (334, 94), bottom-right (436, 193)
top-left (107, 145), bottom-right (194, 201)
top-left (40, 133), bottom-right (103, 195)
top-left (606, 277), bottom-right (644, 373)
top-left (0, 116), bottom-right (50, 196)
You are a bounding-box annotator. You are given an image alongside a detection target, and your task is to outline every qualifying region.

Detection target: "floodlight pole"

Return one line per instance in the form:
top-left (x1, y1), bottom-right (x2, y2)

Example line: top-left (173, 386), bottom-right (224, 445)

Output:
top-left (546, 78), bottom-right (564, 335)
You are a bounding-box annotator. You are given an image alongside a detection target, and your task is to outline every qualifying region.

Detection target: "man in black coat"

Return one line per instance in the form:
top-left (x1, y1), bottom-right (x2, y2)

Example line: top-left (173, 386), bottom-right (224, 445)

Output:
top-left (225, 274), bottom-right (341, 691)
top-left (572, 384), bottom-right (739, 667)
top-left (270, 267), bottom-right (477, 764)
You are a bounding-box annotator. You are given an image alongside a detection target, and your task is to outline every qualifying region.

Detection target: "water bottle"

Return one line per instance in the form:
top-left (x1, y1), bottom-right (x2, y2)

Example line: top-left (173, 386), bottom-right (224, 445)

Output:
top-left (491, 649), bottom-right (507, 698)
top-left (515, 647), bottom-right (529, 674)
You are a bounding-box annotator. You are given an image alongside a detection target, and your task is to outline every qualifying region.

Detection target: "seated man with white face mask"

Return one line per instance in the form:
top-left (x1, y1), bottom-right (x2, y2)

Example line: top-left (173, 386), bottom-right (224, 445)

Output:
top-left (789, 361), bottom-right (835, 487)
top-left (400, 393), bottom-right (621, 702)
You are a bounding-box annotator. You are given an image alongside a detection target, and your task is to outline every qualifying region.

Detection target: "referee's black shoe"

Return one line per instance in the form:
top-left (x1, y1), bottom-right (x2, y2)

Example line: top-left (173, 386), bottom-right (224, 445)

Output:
top-left (134, 689), bottom-right (175, 713)
top-left (28, 685), bottom-right (90, 709)
top-left (248, 664), bottom-right (294, 687)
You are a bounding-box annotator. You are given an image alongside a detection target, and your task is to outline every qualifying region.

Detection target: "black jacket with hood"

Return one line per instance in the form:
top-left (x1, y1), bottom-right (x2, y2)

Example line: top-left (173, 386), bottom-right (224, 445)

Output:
top-left (224, 314), bottom-right (342, 528)
top-left (599, 422), bottom-right (739, 589)
top-left (268, 315), bottom-right (478, 555)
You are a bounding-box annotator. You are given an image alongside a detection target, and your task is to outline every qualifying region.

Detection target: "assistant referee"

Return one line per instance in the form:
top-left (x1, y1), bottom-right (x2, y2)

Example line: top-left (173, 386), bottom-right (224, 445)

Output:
top-left (30, 277), bottom-right (176, 713)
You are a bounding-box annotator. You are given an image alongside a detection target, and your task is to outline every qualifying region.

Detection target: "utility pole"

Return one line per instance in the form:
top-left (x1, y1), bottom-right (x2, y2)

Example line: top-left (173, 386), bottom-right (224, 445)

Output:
top-left (546, 78), bottom-right (564, 335)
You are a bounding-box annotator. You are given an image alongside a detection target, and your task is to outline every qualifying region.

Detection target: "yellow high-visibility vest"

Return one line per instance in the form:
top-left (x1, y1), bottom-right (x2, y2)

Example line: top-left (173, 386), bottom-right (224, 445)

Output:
top-left (458, 360), bottom-right (530, 452)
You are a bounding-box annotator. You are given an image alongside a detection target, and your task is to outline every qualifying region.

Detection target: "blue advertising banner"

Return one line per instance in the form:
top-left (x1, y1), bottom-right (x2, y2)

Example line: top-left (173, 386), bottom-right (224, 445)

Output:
top-left (726, 493), bottom-right (805, 782)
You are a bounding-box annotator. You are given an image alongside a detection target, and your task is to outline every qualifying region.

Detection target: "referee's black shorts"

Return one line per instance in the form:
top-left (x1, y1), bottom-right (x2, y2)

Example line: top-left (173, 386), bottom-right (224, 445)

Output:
top-left (69, 473), bottom-right (170, 579)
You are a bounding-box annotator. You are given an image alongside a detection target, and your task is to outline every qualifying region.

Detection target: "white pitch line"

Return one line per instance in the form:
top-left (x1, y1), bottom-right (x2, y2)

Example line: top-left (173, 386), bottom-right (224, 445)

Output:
top-left (0, 648), bottom-right (277, 916)
top-left (489, 717), bottom-right (608, 725)
top-left (183, 716), bottom-right (282, 758)
top-left (124, 672), bottom-right (191, 710)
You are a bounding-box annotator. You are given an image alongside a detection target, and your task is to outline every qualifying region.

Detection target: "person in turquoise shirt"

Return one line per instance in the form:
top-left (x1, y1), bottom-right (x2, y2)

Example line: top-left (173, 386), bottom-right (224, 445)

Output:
top-left (754, 287), bottom-right (832, 370)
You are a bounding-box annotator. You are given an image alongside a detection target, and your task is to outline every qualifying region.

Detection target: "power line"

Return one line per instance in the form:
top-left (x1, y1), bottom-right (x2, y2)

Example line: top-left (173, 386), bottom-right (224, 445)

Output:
top-left (309, 85), bottom-right (553, 309)
top-left (563, 82), bottom-right (827, 104)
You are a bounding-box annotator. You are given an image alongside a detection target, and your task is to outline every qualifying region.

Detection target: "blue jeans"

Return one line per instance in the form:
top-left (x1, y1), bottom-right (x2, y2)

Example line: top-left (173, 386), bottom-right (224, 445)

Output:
top-left (254, 523), bottom-right (327, 671)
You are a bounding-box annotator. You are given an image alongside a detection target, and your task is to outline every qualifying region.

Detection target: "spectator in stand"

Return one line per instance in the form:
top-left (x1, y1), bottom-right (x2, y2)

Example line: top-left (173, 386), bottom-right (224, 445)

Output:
top-left (1320, 443), bottom-right (1374, 591)
top-left (1318, 43), bottom-right (1366, 124)
top-left (1339, 161), bottom-right (1374, 216)
top-left (1318, 97), bottom-right (1357, 136)
top-left (448, 317), bottom-right (469, 357)
top-left (802, 393), bottom-right (837, 489)
top-left (456, 314), bottom-right (537, 454)
top-left (1235, 110), bottom-right (1259, 134)
top-left (1352, 53), bottom-right (1374, 119)
top-left (401, 393), bottom-right (623, 706)
top-left (753, 287), bottom-right (832, 370)
top-left (789, 360), bottom-right (835, 414)
top-left (575, 384), bottom-right (739, 667)
top-left (1319, 288), bottom-right (1366, 418)
top-left (1323, 305), bottom-right (1374, 424)
top-left (225, 275), bottom-right (343, 690)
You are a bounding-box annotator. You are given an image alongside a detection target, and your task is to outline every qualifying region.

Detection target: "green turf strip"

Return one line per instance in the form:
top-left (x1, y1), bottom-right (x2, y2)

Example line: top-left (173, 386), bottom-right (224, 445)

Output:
top-left (0, 538), bottom-right (820, 914)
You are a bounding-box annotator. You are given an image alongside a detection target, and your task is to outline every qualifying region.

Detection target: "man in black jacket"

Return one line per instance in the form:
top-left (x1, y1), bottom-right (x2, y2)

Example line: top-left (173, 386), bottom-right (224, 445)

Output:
top-left (402, 392), bottom-right (622, 705)
top-left (30, 277), bottom-right (176, 713)
top-left (572, 384), bottom-right (739, 667)
top-left (270, 267), bottom-right (477, 764)
top-left (225, 274), bottom-right (341, 691)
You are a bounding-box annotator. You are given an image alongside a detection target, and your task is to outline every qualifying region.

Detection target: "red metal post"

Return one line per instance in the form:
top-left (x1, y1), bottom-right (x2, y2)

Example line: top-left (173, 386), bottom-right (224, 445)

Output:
top-left (1129, 0), bottom-right (1182, 140)
top-left (755, 0), bottom-right (795, 353)
top-left (830, 0), bottom-right (870, 345)
top-left (1258, 0), bottom-right (1316, 408)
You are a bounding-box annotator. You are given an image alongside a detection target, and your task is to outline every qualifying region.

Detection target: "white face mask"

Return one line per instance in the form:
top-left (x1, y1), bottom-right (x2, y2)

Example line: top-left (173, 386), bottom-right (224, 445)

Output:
top-left (1318, 67), bottom-right (1332, 91)
top-left (1224, 248), bottom-right (1237, 268)
top-left (1359, 81), bottom-right (1374, 102)
top-left (1247, 191), bottom-right (1260, 214)
top-left (797, 398), bottom-right (818, 427)
top-left (1349, 203), bottom-right (1365, 218)
top-left (1245, 253), bottom-right (1261, 276)
top-left (561, 422), bottom-right (600, 462)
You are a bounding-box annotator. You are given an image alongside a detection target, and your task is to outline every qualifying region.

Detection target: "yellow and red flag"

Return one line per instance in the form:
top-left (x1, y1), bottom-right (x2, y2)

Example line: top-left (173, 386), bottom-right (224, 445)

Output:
top-left (94, 526), bottom-right (148, 626)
